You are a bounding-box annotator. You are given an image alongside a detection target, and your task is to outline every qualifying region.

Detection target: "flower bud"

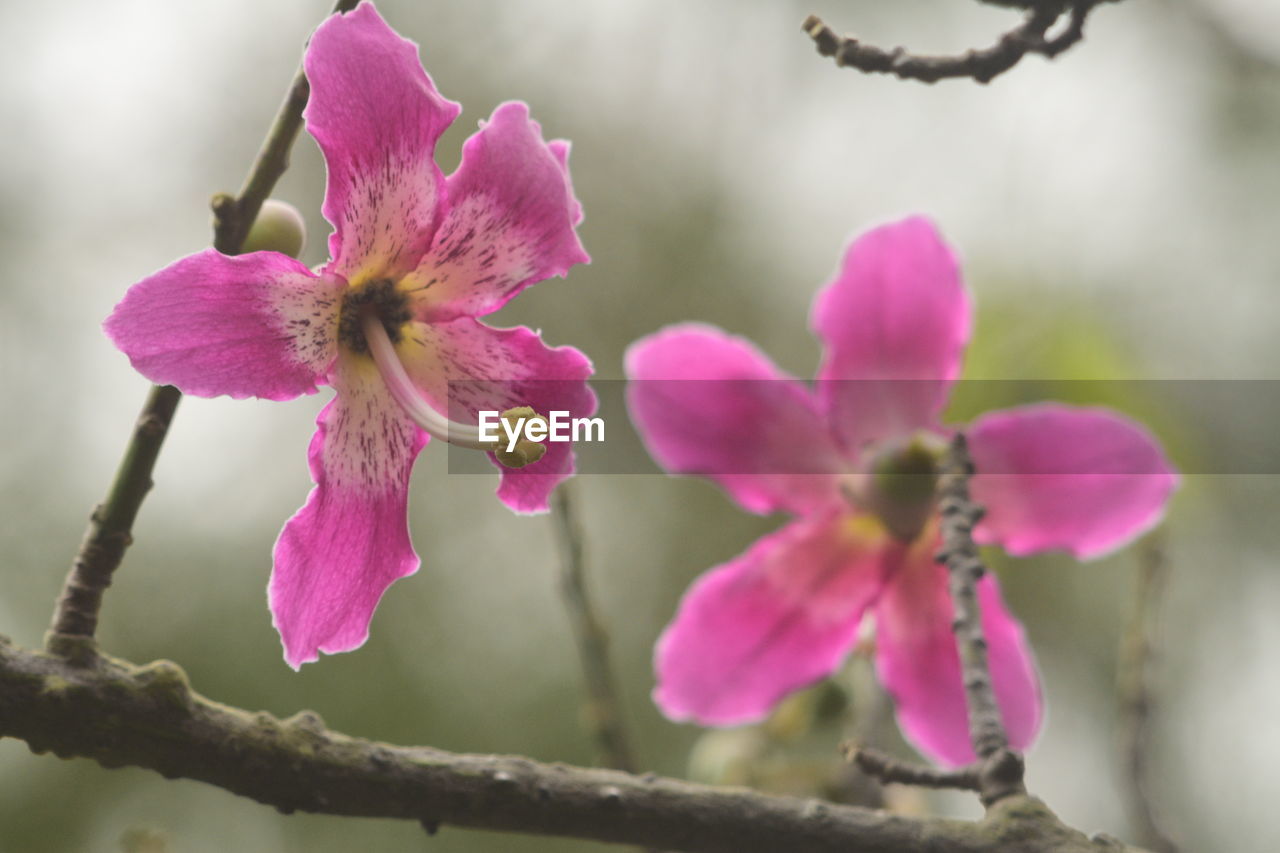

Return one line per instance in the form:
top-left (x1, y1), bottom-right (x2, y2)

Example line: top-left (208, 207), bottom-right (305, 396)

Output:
top-left (494, 406), bottom-right (548, 468)
top-left (241, 199), bottom-right (306, 258)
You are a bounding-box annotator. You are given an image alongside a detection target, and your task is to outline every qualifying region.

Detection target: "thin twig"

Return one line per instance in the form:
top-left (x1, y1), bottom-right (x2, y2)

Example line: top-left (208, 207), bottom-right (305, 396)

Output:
top-left (831, 648), bottom-right (891, 808)
top-left (45, 0), bottom-right (360, 659)
top-left (935, 434), bottom-right (1027, 805)
top-left (0, 636), bottom-right (1153, 853)
top-left (801, 1), bottom-right (1104, 85)
top-left (551, 484), bottom-right (638, 773)
top-left (1117, 533), bottom-right (1180, 853)
top-left (840, 438), bottom-right (1028, 805)
top-left (843, 743), bottom-right (981, 792)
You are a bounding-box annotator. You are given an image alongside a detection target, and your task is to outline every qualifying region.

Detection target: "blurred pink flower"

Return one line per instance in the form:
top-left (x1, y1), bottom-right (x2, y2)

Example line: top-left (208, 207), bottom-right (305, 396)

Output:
top-left (626, 216), bottom-right (1176, 766)
top-left (105, 2), bottom-right (593, 668)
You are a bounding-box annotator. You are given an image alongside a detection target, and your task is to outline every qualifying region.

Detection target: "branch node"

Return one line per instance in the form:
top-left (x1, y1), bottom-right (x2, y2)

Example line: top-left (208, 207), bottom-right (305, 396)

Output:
top-left (211, 192), bottom-right (238, 239)
top-left (284, 709), bottom-right (327, 735)
top-left (802, 799), bottom-right (830, 819)
top-left (134, 659), bottom-right (194, 712)
top-left (978, 748), bottom-right (1027, 806)
top-left (42, 632), bottom-right (99, 666)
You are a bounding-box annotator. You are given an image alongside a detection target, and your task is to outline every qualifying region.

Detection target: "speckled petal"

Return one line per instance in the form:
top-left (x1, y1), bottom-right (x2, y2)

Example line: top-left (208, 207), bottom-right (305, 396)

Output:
top-left (402, 102), bottom-right (589, 322)
top-left (305, 2), bottom-right (460, 281)
top-left (104, 248), bottom-right (342, 400)
top-left (270, 355), bottom-right (427, 668)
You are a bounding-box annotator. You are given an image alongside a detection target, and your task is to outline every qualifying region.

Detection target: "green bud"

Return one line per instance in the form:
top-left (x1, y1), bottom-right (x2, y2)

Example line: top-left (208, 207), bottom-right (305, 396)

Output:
top-left (242, 199), bottom-right (306, 258)
top-left (493, 406), bottom-right (548, 468)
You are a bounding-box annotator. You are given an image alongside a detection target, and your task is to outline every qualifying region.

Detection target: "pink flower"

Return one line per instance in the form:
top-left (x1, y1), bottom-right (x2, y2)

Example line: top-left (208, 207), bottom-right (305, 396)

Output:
top-left (625, 216), bottom-right (1177, 766)
top-left (104, 2), bottom-right (593, 668)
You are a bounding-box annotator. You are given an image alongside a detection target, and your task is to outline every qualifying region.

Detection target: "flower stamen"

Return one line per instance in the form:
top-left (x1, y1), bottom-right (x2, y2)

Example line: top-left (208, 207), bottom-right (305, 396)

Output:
top-left (361, 311), bottom-right (548, 468)
top-left (361, 310), bottom-right (494, 450)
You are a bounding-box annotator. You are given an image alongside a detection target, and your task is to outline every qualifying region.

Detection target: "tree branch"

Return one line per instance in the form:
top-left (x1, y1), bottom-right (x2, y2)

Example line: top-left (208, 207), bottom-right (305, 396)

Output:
top-left (45, 0), bottom-right (361, 658)
top-left (801, 1), bottom-right (1106, 85)
top-left (551, 484), bottom-right (639, 773)
top-left (0, 636), bottom-right (1148, 852)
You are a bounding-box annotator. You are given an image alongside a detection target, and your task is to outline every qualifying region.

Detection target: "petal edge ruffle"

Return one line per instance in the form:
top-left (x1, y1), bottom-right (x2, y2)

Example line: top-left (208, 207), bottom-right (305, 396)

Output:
top-left (403, 101), bottom-right (590, 322)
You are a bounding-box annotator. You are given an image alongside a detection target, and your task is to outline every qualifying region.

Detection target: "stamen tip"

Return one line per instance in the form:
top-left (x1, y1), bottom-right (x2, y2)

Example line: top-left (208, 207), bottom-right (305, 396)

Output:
top-left (494, 406), bottom-right (549, 468)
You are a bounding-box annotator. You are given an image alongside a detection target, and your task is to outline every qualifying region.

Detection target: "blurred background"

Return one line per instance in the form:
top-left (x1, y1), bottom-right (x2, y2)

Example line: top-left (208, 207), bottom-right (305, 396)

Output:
top-left (1, 0), bottom-right (1278, 850)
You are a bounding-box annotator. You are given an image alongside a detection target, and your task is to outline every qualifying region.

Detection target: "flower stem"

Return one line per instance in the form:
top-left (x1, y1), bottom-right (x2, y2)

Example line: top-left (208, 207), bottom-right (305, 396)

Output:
top-left (935, 433), bottom-right (1027, 806)
top-left (551, 484), bottom-right (639, 774)
top-left (46, 0), bottom-right (361, 660)
top-left (1117, 532), bottom-right (1180, 853)
top-left (47, 384), bottom-right (181, 656)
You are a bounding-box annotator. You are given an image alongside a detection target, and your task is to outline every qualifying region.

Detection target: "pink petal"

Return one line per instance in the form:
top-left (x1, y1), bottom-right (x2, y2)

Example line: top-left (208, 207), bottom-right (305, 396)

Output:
top-left (104, 248), bottom-right (342, 400)
top-left (398, 317), bottom-right (595, 514)
top-left (655, 512), bottom-right (893, 726)
top-left (625, 324), bottom-right (846, 516)
top-left (811, 216), bottom-right (971, 454)
top-left (270, 355), bottom-right (427, 668)
top-left (403, 101), bottom-right (590, 322)
top-left (874, 536), bottom-right (1043, 767)
top-left (968, 403), bottom-right (1179, 559)
top-left (305, 2), bottom-right (460, 280)
top-left (548, 140), bottom-right (584, 227)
